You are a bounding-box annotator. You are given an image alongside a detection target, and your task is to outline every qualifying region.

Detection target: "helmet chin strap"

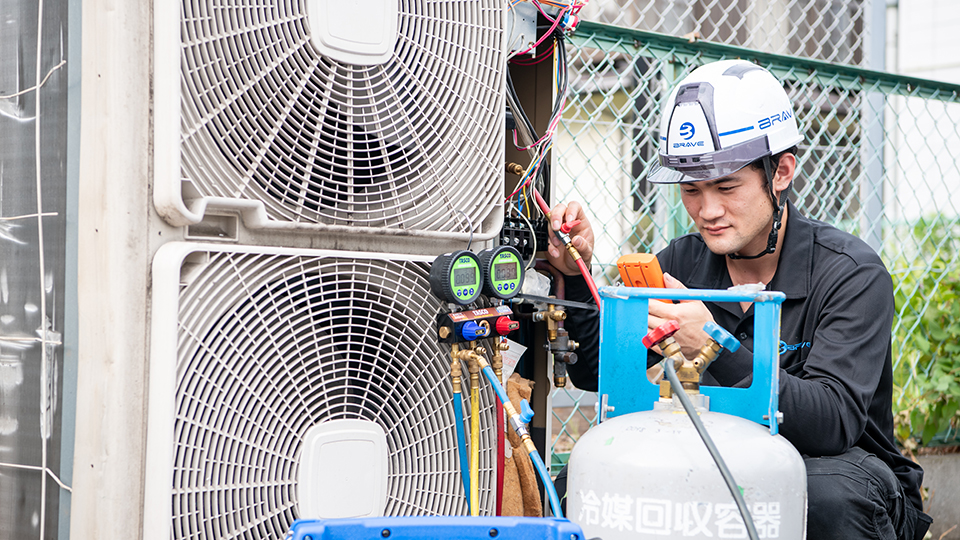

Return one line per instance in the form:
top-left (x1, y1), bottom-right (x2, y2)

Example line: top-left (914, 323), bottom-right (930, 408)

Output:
top-left (728, 155), bottom-right (785, 260)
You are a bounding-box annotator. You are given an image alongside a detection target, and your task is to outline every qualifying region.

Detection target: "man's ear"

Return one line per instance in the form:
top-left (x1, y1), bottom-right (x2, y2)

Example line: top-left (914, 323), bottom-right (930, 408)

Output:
top-left (773, 152), bottom-right (796, 194)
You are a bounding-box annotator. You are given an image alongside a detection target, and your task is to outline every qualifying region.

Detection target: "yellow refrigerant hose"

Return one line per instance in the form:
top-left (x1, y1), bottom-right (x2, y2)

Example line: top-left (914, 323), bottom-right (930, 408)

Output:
top-left (470, 373), bottom-right (480, 516)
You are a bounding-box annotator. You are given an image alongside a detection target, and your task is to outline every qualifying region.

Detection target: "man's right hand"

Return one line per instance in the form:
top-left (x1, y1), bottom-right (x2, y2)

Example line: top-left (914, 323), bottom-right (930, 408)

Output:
top-left (546, 201), bottom-right (595, 276)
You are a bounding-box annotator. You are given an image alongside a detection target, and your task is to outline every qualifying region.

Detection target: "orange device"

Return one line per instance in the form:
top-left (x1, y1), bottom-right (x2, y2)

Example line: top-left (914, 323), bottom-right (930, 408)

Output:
top-left (617, 253), bottom-right (666, 289)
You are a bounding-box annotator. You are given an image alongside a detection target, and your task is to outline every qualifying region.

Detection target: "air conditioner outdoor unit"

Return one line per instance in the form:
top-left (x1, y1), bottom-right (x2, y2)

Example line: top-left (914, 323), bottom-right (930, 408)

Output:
top-left (153, 0), bottom-right (506, 242)
top-left (143, 243), bottom-right (499, 539)
top-left (139, 1), bottom-right (508, 538)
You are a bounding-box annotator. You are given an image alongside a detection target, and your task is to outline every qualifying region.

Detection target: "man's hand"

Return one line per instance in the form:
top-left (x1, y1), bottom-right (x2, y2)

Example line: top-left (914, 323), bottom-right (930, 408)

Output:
top-left (647, 273), bottom-right (716, 359)
top-left (546, 201), bottom-right (595, 276)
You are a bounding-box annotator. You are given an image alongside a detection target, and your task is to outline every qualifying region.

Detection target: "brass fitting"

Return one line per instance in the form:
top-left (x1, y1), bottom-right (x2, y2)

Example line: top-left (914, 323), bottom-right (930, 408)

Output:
top-left (491, 338), bottom-right (508, 382)
top-left (658, 338), bottom-right (709, 396)
top-left (657, 336), bottom-right (687, 398)
top-left (450, 344), bottom-right (463, 394)
top-left (502, 400), bottom-right (538, 456)
top-left (506, 162), bottom-right (525, 176)
top-left (693, 339), bottom-right (724, 373)
top-left (533, 304), bottom-right (566, 341)
top-left (453, 345), bottom-right (484, 376)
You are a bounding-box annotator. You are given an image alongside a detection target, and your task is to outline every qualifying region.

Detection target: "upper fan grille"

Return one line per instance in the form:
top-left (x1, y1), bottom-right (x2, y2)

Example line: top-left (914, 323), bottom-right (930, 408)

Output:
top-left (178, 0), bottom-right (505, 233)
top-left (171, 250), bottom-right (497, 539)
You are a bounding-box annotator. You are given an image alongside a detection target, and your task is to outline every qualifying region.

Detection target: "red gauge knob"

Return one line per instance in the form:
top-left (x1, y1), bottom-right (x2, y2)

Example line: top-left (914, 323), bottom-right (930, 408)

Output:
top-left (495, 316), bottom-right (520, 336)
top-left (642, 320), bottom-right (680, 349)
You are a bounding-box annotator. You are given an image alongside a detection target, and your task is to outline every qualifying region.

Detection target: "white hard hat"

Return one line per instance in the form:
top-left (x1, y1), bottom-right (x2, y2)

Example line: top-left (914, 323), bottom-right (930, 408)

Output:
top-left (649, 59), bottom-right (803, 184)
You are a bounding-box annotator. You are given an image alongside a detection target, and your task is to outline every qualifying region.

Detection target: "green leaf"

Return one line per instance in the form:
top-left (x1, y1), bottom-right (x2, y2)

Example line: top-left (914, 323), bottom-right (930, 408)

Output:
top-left (910, 408), bottom-right (925, 432)
top-left (921, 417), bottom-right (940, 444)
top-left (944, 400), bottom-right (960, 421)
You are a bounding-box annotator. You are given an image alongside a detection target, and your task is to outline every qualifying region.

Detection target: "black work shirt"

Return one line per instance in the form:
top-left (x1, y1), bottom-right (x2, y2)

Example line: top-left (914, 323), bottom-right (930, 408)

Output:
top-left (565, 199), bottom-right (924, 511)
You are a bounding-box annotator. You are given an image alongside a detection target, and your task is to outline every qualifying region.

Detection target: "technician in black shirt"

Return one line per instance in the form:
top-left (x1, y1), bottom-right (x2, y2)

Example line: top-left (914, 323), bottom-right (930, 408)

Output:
top-left (546, 60), bottom-right (931, 540)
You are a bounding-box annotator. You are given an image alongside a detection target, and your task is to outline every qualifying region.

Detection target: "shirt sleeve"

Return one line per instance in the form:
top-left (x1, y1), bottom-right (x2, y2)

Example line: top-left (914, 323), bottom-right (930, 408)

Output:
top-left (564, 274), bottom-right (600, 392)
top-left (776, 261), bottom-right (894, 456)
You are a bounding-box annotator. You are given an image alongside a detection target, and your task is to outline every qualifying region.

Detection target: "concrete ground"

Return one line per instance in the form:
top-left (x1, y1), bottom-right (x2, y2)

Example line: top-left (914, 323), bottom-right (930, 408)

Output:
top-left (918, 453), bottom-right (960, 540)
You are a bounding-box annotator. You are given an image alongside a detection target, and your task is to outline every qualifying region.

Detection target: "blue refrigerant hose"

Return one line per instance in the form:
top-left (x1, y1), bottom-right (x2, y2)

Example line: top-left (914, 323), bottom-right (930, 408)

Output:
top-left (452, 391), bottom-right (471, 508)
top-left (479, 364), bottom-right (564, 518)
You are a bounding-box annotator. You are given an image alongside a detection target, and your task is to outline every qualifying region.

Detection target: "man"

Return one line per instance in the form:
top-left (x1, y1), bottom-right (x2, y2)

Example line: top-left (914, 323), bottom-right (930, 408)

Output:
top-left (546, 60), bottom-right (931, 540)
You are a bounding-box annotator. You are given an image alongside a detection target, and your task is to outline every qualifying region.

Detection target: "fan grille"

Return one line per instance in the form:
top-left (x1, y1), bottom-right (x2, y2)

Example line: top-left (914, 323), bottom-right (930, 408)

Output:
top-left (171, 251), bottom-right (497, 539)
top-left (179, 0), bottom-right (505, 232)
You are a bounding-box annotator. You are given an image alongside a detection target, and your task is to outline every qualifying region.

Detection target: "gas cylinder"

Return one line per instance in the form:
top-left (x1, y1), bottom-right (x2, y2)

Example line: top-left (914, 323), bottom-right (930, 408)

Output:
top-left (567, 394), bottom-right (806, 540)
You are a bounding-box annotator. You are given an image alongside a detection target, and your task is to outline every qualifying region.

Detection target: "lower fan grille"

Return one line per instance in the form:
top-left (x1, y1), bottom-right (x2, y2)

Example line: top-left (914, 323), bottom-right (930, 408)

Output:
top-left (153, 246), bottom-right (497, 539)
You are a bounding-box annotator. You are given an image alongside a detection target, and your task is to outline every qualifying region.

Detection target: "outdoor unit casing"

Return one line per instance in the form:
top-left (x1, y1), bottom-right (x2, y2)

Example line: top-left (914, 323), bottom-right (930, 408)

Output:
top-left (140, 0), bottom-right (507, 538)
top-left (143, 244), bottom-right (499, 539)
top-left (153, 0), bottom-right (506, 243)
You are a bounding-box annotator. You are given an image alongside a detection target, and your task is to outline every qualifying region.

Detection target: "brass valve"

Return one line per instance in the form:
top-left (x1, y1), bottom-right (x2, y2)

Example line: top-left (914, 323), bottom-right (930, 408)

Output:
top-left (491, 338), bottom-right (508, 382)
top-left (644, 321), bottom-right (742, 398)
top-left (449, 345), bottom-right (463, 393)
top-left (550, 327), bottom-right (579, 388)
top-left (533, 304), bottom-right (566, 341)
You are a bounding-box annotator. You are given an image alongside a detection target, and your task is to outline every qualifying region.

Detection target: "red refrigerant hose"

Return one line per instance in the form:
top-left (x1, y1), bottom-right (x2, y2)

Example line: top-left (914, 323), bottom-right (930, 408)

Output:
top-left (496, 400), bottom-right (504, 515)
top-left (533, 189), bottom-right (602, 308)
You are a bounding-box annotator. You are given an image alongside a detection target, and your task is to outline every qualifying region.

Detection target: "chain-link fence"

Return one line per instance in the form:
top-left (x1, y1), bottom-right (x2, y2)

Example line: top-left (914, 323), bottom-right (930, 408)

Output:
top-left (549, 19), bottom-right (960, 471)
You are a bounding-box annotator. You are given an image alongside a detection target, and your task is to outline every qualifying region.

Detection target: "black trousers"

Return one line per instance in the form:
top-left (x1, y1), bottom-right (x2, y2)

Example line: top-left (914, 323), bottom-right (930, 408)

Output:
top-left (555, 446), bottom-right (932, 539)
top-left (805, 447), bottom-right (931, 540)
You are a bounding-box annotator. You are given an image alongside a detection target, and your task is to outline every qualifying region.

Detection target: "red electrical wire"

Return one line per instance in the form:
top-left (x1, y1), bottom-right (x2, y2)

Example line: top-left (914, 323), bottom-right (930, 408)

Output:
top-left (533, 189), bottom-right (602, 308)
top-left (509, 49), bottom-right (554, 66)
top-left (512, 5), bottom-right (567, 57)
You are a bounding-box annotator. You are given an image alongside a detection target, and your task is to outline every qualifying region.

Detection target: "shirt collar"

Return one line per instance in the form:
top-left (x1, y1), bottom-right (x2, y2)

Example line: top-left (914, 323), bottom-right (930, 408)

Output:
top-left (683, 198), bottom-right (812, 300)
top-left (767, 198), bottom-right (812, 299)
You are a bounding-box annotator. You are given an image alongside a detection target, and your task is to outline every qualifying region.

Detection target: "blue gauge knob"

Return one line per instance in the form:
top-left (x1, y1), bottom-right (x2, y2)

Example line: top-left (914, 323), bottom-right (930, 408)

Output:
top-left (460, 321), bottom-right (487, 341)
top-left (703, 321), bottom-right (741, 352)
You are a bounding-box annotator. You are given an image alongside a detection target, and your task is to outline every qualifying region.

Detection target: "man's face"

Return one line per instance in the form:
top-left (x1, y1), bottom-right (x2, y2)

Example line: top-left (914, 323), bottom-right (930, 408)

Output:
top-left (679, 166), bottom-right (775, 257)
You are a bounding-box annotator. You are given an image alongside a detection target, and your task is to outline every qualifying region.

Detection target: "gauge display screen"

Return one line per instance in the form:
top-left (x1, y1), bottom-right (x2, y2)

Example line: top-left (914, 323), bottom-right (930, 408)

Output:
top-left (453, 267), bottom-right (476, 287)
top-left (494, 262), bottom-right (518, 281)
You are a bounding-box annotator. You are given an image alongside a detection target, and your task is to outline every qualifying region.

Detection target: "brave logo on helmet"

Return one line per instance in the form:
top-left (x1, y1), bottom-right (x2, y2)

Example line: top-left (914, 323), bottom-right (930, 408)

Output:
top-left (758, 109), bottom-right (793, 130)
top-left (679, 122), bottom-right (696, 140)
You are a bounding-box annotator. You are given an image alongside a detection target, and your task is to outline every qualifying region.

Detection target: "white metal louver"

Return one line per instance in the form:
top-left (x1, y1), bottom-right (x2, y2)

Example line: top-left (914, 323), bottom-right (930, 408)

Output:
top-left (153, 0), bottom-right (506, 241)
top-left (144, 243), bottom-right (498, 540)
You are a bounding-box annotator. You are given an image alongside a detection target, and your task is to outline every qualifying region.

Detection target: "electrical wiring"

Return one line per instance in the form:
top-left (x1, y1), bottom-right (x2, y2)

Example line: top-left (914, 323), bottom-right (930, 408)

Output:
top-left (511, 6), bottom-right (567, 58)
top-left (509, 47), bottom-right (554, 66)
top-left (516, 209), bottom-right (539, 272)
top-left (505, 33), bottom-right (567, 228)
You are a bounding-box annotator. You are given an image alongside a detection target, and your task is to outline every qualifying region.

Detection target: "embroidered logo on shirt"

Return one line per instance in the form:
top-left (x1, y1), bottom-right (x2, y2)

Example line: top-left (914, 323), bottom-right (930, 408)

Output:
top-left (779, 340), bottom-right (811, 354)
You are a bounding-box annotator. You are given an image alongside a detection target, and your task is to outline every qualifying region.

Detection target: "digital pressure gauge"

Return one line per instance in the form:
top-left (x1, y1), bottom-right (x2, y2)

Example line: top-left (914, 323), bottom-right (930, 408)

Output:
top-left (478, 246), bottom-right (524, 300)
top-left (429, 250), bottom-right (483, 305)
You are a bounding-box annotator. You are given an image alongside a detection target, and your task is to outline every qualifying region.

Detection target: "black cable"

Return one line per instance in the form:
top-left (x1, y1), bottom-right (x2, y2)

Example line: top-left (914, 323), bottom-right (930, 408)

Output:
top-left (506, 69), bottom-right (538, 143)
top-left (662, 360), bottom-right (760, 540)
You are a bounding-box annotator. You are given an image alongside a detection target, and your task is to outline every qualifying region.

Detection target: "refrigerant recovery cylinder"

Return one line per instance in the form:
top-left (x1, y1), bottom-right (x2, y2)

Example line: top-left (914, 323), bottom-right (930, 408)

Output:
top-left (568, 398), bottom-right (806, 540)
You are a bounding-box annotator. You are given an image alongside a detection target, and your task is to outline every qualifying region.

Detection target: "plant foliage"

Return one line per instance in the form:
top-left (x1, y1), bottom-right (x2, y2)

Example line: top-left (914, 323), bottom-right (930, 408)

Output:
top-left (891, 217), bottom-right (960, 449)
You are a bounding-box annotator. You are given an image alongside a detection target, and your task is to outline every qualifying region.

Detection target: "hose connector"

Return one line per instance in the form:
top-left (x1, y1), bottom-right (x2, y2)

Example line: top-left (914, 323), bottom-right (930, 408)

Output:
top-left (450, 345), bottom-right (463, 394)
top-left (694, 322), bottom-right (741, 373)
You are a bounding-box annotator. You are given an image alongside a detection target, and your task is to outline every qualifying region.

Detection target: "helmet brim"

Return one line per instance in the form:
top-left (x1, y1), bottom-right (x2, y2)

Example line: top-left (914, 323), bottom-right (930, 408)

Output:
top-left (648, 134), bottom-right (770, 184)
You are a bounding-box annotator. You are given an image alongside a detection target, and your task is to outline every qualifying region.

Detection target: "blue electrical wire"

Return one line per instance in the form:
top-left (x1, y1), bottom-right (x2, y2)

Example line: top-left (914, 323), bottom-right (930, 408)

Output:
top-left (479, 365), bottom-right (564, 518)
top-left (452, 393), bottom-right (471, 510)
